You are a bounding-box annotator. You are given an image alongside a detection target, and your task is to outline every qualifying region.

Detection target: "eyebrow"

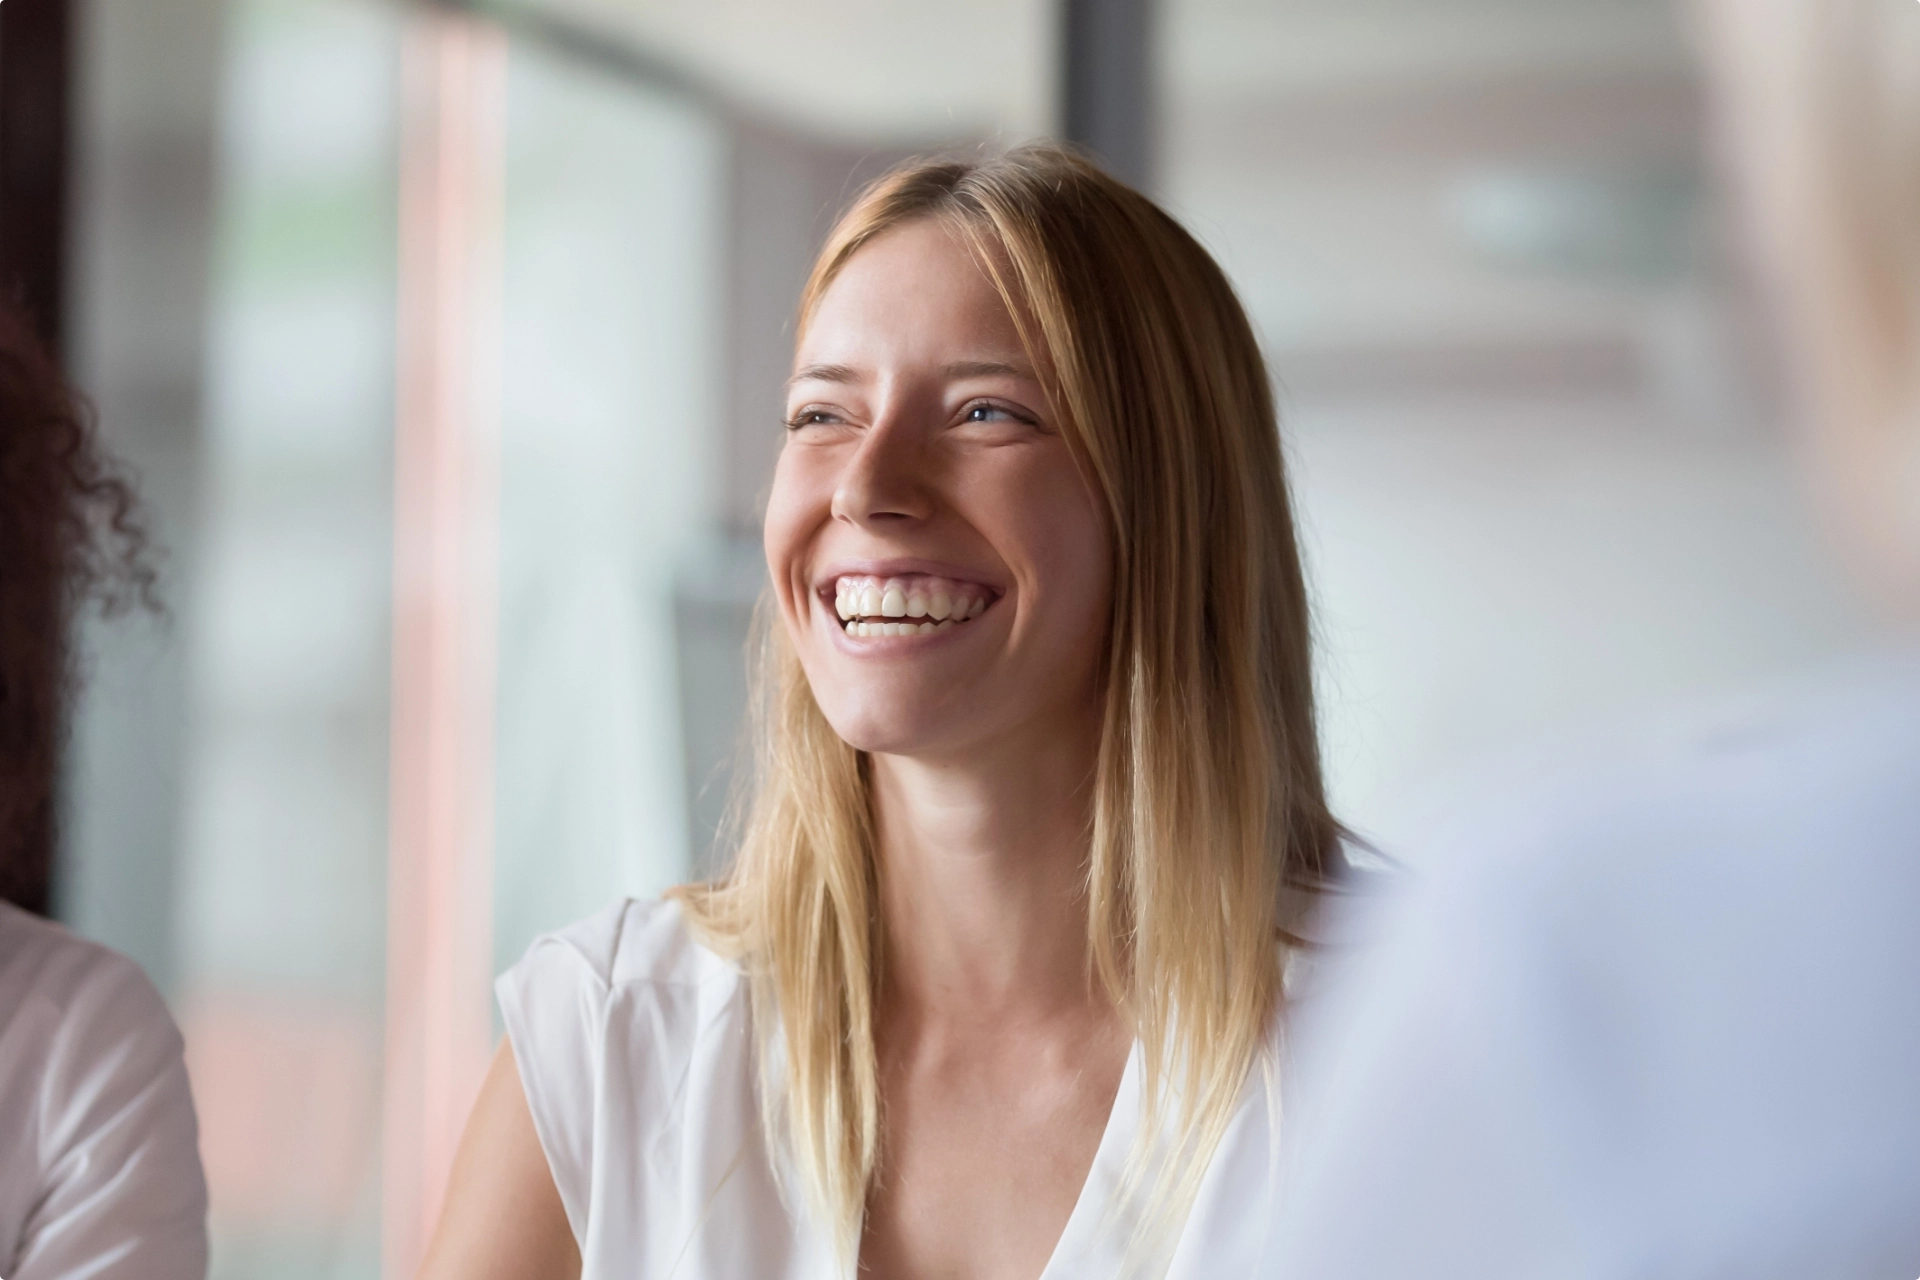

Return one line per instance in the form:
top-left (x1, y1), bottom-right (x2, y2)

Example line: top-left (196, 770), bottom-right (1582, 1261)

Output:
top-left (786, 359), bottom-right (1035, 389)
top-left (787, 363), bottom-right (860, 388)
top-left (943, 360), bottom-right (1032, 380)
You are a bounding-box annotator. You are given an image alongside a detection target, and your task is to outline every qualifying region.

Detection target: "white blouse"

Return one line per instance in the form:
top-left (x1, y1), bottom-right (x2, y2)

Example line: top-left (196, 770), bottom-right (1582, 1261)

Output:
top-left (498, 898), bottom-right (1288, 1280)
top-left (0, 902), bottom-right (208, 1280)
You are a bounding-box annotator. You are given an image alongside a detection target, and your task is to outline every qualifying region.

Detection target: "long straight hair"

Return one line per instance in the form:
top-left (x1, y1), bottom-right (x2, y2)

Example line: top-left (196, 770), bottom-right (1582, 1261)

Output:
top-left (672, 142), bottom-right (1340, 1262)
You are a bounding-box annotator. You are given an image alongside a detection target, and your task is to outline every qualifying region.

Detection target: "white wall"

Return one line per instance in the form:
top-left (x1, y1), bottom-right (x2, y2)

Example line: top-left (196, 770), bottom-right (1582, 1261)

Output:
top-left (1285, 395), bottom-right (1879, 851)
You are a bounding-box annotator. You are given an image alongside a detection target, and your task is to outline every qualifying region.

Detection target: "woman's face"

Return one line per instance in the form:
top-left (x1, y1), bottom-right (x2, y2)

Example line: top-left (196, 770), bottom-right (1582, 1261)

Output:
top-left (765, 219), bottom-right (1111, 761)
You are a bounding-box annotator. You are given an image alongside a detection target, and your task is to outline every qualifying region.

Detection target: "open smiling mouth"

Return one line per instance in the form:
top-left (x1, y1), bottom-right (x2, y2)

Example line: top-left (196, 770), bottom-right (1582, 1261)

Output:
top-left (832, 574), bottom-right (993, 638)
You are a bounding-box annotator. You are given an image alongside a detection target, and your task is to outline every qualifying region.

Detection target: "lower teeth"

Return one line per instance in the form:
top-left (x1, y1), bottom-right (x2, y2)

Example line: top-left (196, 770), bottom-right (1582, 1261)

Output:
top-left (846, 619), bottom-right (958, 637)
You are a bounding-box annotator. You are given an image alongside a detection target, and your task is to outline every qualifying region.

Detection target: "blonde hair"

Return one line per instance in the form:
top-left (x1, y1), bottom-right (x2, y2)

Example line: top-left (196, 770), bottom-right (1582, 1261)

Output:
top-left (672, 142), bottom-right (1340, 1261)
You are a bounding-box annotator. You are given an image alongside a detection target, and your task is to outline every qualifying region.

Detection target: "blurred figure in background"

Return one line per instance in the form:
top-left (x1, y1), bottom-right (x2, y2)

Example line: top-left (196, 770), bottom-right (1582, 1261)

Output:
top-left (0, 300), bottom-right (208, 1279)
top-left (1264, 0), bottom-right (1920, 1276)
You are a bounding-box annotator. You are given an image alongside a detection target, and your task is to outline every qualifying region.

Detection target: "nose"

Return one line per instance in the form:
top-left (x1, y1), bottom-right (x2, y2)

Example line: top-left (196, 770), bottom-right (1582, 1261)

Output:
top-left (831, 416), bottom-right (931, 529)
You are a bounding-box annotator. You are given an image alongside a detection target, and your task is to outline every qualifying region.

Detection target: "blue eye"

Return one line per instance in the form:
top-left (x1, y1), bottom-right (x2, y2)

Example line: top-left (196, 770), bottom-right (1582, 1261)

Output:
top-left (964, 403), bottom-right (1027, 424)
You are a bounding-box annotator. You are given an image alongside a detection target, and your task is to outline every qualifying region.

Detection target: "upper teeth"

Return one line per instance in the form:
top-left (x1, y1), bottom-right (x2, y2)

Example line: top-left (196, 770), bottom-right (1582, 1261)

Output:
top-left (832, 575), bottom-right (991, 632)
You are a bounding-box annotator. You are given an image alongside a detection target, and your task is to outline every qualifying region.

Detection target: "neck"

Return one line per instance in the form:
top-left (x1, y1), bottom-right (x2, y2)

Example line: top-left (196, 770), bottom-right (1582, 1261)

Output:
top-left (869, 709), bottom-right (1106, 1027)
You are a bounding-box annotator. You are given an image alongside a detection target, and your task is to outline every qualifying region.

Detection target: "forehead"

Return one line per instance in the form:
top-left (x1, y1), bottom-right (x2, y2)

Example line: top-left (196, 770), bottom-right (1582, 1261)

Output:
top-left (796, 219), bottom-right (1027, 370)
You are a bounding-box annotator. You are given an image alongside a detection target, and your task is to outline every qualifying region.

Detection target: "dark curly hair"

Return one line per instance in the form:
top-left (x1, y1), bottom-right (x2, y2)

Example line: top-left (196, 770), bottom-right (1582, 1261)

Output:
top-left (0, 299), bottom-right (155, 915)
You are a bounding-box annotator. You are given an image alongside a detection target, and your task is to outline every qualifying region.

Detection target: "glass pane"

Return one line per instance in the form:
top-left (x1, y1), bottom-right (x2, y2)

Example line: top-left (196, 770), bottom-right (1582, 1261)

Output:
top-left (125, 7), bottom-right (736, 1276)
top-left (491, 41), bottom-right (726, 978)
top-left (179, 1), bottom-right (400, 1275)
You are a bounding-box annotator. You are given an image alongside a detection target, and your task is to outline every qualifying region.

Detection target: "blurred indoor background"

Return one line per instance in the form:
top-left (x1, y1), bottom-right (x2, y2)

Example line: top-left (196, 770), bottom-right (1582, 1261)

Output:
top-left (8, 0), bottom-right (1888, 1275)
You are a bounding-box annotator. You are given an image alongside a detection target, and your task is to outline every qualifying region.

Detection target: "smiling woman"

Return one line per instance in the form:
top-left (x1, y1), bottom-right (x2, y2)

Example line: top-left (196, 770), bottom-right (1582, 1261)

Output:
top-left (418, 143), bottom-right (1343, 1280)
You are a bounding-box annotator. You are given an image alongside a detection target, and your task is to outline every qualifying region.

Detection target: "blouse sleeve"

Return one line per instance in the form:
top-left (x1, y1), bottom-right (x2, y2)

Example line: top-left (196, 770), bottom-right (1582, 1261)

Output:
top-left (11, 949), bottom-right (208, 1280)
top-left (495, 901), bottom-right (630, 1245)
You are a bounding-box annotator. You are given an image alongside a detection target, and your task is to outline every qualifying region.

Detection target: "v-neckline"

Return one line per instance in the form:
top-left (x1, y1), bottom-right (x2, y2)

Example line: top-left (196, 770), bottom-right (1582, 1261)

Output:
top-left (1034, 1038), bottom-right (1144, 1279)
top-left (842, 1040), bottom-right (1146, 1280)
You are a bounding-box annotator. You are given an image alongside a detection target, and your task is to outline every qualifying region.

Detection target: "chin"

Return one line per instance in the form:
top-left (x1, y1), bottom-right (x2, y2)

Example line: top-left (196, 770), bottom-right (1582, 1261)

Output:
top-left (812, 691), bottom-right (953, 758)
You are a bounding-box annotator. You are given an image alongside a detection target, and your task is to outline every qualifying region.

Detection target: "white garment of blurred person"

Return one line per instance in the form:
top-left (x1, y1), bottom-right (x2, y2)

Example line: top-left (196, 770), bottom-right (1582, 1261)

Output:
top-left (0, 300), bottom-right (208, 1280)
top-left (1264, 1), bottom-right (1920, 1277)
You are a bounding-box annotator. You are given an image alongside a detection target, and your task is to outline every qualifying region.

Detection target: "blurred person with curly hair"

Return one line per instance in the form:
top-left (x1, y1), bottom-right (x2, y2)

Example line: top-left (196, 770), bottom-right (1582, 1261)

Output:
top-left (0, 299), bottom-right (207, 1280)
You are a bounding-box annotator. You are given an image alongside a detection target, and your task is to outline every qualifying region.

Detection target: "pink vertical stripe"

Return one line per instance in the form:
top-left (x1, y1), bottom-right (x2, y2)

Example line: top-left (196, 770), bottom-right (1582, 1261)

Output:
top-left (384, 12), bottom-right (506, 1280)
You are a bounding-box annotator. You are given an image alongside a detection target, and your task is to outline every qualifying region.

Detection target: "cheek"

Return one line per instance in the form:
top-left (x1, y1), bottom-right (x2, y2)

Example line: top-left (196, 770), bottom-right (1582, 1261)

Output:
top-left (992, 456), bottom-right (1112, 643)
top-left (763, 445), bottom-right (830, 616)
top-left (1041, 502), bottom-right (1113, 648)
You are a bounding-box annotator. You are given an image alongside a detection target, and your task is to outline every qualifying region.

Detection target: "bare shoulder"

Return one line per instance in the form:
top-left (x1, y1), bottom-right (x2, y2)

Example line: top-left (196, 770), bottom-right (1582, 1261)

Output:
top-left (416, 1041), bottom-right (581, 1280)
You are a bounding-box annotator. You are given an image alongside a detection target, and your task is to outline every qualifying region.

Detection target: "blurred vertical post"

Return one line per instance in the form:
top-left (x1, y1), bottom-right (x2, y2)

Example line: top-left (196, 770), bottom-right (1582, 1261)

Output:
top-left (1061, 0), bottom-right (1155, 190)
top-left (0, 0), bottom-right (72, 921)
top-left (0, 0), bottom-right (72, 359)
top-left (384, 8), bottom-right (506, 1277)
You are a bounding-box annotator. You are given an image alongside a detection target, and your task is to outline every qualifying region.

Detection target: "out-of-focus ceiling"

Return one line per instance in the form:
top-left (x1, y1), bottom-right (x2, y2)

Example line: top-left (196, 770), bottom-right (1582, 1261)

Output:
top-left (501, 0), bottom-right (1690, 143)
top-left (500, 0), bottom-right (1057, 142)
top-left (1169, 0), bottom-right (1692, 101)
top-left (1153, 0), bottom-right (1712, 405)
top-left (501, 0), bottom-right (1712, 402)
